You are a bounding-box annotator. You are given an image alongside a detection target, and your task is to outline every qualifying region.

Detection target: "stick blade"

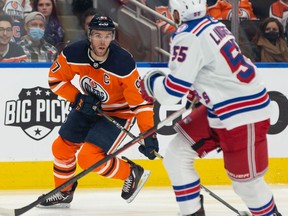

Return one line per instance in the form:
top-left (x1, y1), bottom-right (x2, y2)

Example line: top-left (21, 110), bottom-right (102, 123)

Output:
top-left (0, 208), bottom-right (15, 216)
top-left (126, 170), bottom-right (151, 203)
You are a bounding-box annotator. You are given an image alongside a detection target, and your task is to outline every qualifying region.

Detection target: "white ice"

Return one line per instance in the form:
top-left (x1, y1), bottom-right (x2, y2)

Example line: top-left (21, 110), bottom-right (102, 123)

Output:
top-left (0, 185), bottom-right (287, 216)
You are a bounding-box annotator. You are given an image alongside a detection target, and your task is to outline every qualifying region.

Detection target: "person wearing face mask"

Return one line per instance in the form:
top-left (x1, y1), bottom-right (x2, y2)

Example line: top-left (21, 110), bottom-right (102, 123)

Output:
top-left (17, 11), bottom-right (58, 62)
top-left (256, 17), bottom-right (288, 62)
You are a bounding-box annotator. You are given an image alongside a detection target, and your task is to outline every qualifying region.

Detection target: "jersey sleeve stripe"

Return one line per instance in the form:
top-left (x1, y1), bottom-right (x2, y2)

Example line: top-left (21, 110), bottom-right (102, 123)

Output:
top-left (215, 91), bottom-right (269, 115)
top-left (50, 81), bottom-right (67, 93)
top-left (211, 88), bottom-right (270, 120)
top-left (162, 74), bottom-right (191, 97)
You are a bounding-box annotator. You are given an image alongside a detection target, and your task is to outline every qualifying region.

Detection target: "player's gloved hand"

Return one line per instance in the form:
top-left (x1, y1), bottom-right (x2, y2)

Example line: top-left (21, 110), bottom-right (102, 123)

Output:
top-left (138, 133), bottom-right (159, 160)
top-left (140, 70), bottom-right (166, 103)
top-left (70, 93), bottom-right (101, 115)
top-left (185, 89), bottom-right (201, 110)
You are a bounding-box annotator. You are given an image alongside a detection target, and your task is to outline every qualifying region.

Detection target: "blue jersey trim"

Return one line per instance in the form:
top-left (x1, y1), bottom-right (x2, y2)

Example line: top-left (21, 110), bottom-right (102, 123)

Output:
top-left (213, 88), bottom-right (267, 109)
top-left (0, 62), bottom-right (52, 68)
top-left (0, 62), bottom-right (287, 68)
top-left (173, 180), bottom-right (200, 190)
top-left (218, 99), bottom-right (270, 120)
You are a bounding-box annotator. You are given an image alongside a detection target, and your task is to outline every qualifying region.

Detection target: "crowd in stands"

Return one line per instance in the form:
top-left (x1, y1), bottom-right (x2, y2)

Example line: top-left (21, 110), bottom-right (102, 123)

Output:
top-left (0, 0), bottom-right (61, 62)
top-left (0, 0), bottom-right (287, 62)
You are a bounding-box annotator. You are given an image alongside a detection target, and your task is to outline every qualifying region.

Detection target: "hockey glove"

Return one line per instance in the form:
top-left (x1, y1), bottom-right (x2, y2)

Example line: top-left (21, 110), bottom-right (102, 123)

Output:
top-left (185, 89), bottom-right (196, 109)
top-left (185, 89), bottom-right (201, 110)
top-left (138, 133), bottom-right (159, 160)
top-left (140, 69), bottom-right (166, 103)
top-left (70, 93), bottom-right (101, 115)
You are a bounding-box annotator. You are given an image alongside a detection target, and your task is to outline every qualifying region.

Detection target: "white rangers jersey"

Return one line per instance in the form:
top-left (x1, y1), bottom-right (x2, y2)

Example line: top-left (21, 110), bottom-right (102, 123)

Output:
top-left (153, 16), bottom-right (271, 130)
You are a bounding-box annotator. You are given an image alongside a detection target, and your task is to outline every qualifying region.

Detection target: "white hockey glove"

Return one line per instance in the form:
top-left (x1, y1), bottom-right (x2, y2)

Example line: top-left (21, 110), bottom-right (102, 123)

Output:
top-left (140, 69), bottom-right (166, 103)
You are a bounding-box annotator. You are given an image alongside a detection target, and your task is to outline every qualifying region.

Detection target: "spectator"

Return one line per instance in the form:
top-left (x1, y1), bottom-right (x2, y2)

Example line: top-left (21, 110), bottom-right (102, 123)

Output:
top-left (17, 11), bottom-right (58, 62)
top-left (154, 5), bottom-right (176, 35)
top-left (239, 21), bottom-right (261, 62)
top-left (250, 0), bottom-right (276, 20)
top-left (130, 0), bottom-right (175, 61)
top-left (269, 0), bottom-right (288, 40)
top-left (3, 0), bottom-right (31, 42)
top-left (256, 17), bottom-right (288, 62)
top-left (3, 0), bottom-right (32, 19)
top-left (0, 13), bottom-right (27, 62)
top-left (71, 0), bottom-right (93, 26)
top-left (208, 0), bottom-right (258, 21)
top-left (97, 0), bottom-right (133, 22)
top-left (153, 1), bottom-right (176, 61)
top-left (32, 0), bottom-right (65, 47)
top-left (80, 7), bottom-right (100, 40)
top-left (0, 0), bottom-right (5, 12)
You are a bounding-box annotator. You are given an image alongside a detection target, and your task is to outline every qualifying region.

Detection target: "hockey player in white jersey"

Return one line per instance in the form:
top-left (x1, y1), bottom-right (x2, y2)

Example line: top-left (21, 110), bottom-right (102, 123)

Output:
top-left (140, 0), bottom-right (282, 215)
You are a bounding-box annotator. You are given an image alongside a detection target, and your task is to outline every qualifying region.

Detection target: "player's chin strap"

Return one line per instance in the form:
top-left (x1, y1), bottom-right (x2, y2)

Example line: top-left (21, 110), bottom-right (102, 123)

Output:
top-left (0, 106), bottom-right (188, 216)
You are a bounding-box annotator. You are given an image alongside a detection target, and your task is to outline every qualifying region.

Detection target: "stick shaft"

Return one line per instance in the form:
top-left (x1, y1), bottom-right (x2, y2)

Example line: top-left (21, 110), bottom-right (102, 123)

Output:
top-left (97, 108), bottom-right (163, 159)
top-left (5, 107), bottom-right (187, 216)
top-left (200, 185), bottom-right (250, 215)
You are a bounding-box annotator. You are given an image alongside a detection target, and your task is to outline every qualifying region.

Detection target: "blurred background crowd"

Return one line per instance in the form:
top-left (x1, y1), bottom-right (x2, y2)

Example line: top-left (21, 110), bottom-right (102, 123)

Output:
top-left (0, 0), bottom-right (287, 62)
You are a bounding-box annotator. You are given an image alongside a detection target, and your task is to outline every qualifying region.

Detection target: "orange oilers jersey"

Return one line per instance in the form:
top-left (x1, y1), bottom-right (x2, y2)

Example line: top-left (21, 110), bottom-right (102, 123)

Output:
top-left (270, 1), bottom-right (288, 30)
top-left (48, 40), bottom-right (154, 133)
top-left (155, 6), bottom-right (176, 33)
top-left (208, 0), bottom-right (257, 20)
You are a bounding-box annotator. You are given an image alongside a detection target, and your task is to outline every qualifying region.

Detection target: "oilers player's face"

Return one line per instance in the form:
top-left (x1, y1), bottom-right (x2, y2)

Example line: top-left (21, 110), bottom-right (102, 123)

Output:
top-left (89, 30), bottom-right (113, 57)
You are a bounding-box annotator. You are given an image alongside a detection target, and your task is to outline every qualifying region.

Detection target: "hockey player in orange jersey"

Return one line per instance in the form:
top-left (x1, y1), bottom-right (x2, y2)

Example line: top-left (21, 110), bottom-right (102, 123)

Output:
top-left (37, 15), bottom-right (159, 208)
top-left (208, 0), bottom-right (257, 21)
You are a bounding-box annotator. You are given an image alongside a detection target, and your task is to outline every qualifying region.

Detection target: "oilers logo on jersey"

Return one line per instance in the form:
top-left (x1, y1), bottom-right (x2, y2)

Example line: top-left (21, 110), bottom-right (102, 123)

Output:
top-left (3, 0), bottom-right (24, 20)
top-left (80, 76), bottom-right (109, 102)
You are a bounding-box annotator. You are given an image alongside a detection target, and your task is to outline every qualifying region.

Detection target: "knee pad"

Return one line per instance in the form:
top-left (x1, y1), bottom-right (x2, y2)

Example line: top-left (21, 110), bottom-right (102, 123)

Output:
top-left (163, 134), bottom-right (199, 184)
top-left (232, 177), bottom-right (273, 208)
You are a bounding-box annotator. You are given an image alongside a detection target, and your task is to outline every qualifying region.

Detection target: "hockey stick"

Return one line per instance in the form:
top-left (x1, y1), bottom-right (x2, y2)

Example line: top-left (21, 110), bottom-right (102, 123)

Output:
top-left (0, 106), bottom-right (188, 216)
top-left (200, 185), bottom-right (251, 216)
top-left (96, 107), bottom-right (250, 215)
top-left (96, 108), bottom-right (164, 159)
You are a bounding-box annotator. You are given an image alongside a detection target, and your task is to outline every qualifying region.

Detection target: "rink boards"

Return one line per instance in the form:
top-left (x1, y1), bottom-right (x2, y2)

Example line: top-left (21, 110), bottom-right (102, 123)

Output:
top-left (0, 63), bottom-right (287, 189)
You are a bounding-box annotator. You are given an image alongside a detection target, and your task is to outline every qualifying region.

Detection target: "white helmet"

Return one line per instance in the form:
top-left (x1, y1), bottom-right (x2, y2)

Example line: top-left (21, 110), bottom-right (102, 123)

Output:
top-left (169, 0), bottom-right (207, 23)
